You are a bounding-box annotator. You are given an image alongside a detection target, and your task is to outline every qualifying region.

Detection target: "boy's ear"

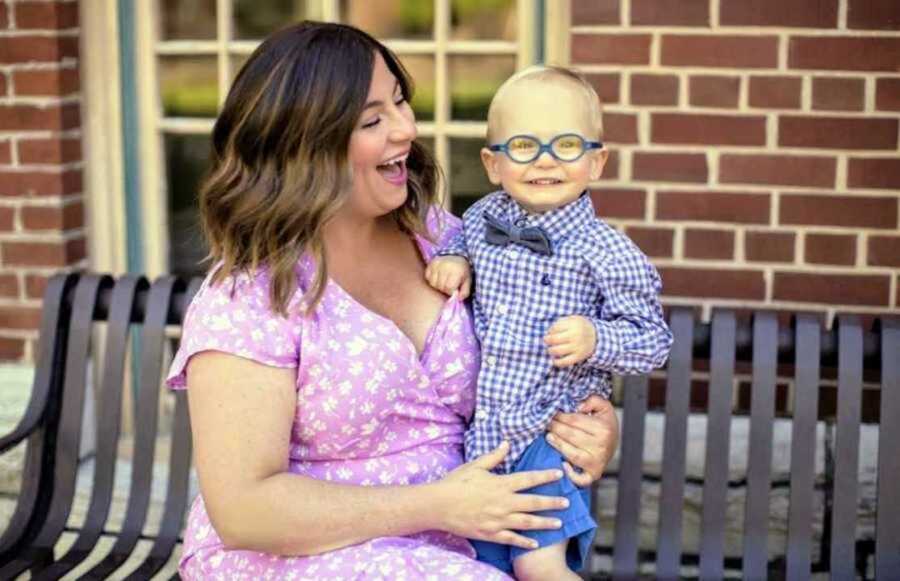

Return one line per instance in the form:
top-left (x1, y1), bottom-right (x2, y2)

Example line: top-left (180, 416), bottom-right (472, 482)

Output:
top-left (481, 147), bottom-right (503, 186)
top-left (590, 148), bottom-right (610, 181)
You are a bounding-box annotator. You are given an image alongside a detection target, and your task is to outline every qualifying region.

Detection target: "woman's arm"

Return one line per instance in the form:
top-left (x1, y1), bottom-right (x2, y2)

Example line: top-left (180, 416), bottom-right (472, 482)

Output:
top-left (187, 351), bottom-right (568, 556)
top-left (546, 395), bottom-right (620, 487)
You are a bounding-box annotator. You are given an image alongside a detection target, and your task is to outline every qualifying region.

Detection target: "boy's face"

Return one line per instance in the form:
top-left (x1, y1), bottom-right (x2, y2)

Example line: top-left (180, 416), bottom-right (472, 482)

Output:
top-left (481, 82), bottom-right (608, 214)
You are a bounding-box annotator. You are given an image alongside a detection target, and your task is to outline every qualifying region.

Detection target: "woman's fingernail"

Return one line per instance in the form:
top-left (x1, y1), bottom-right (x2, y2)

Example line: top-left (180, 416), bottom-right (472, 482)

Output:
top-left (530, 540), bottom-right (539, 549)
top-left (553, 519), bottom-right (562, 528)
top-left (561, 499), bottom-right (570, 508)
top-left (555, 470), bottom-right (564, 479)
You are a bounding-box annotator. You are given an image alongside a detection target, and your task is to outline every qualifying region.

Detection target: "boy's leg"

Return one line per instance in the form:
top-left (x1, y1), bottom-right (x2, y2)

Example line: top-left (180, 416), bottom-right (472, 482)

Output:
top-left (513, 540), bottom-right (581, 581)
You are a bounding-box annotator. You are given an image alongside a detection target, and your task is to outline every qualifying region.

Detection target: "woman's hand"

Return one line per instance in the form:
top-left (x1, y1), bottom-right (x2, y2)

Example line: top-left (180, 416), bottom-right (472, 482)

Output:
top-left (546, 395), bottom-right (620, 487)
top-left (433, 441), bottom-right (569, 549)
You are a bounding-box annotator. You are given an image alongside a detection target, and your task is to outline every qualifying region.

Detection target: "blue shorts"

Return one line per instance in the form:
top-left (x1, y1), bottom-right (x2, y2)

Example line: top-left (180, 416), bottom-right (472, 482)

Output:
top-left (470, 434), bottom-right (597, 574)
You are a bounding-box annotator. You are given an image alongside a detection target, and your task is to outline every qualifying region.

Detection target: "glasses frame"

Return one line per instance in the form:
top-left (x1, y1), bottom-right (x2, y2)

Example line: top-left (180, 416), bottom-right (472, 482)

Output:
top-left (488, 133), bottom-right (604, 164)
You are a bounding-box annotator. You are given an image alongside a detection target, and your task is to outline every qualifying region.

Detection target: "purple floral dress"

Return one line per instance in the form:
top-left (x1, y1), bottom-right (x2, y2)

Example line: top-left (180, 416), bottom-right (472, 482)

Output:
top-left (166, 209), bottom-right (512, 580)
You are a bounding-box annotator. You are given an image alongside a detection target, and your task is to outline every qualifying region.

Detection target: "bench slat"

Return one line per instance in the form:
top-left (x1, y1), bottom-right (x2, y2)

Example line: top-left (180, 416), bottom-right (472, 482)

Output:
top-left (33, 276), bottom-right (147, 580)
top-left (655, 308), bottom-right (694, 579)
top-left (830, 316), bottom-right (863, 579)
top-left (876, 318), bottom-right (900, 577)
top-left (82, 276), bottom-right (180, 579)
top-left (612, 374), bottom-right (649, 579)
top-left (698, 310), bottom-right (736, 578)
top-left (742, 312), bottom-right (777, 578)
top-left (785, 314), bottom-right (821, 580)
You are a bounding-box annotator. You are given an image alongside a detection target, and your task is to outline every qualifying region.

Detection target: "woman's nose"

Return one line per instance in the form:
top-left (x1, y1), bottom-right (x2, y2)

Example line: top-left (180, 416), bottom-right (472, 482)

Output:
top-left (390, 112), bottom-right (417, 142)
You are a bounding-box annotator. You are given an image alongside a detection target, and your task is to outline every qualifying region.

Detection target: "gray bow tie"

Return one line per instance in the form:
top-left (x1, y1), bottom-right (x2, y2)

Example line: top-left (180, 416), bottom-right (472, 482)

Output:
top-left (484, 212), bottom-right (553, 256)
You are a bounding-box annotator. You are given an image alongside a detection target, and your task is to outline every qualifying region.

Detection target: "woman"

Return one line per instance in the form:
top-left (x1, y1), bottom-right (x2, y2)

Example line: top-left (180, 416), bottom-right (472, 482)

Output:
top-left (167, 21), bottom-right (619, 579)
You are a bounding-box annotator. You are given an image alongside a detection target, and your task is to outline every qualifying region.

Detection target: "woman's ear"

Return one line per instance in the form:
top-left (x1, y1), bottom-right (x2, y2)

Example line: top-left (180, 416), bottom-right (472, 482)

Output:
top-left (481, 148), bottom-right (503, 186)
top-left (590, 148), bottom-right (609, 181)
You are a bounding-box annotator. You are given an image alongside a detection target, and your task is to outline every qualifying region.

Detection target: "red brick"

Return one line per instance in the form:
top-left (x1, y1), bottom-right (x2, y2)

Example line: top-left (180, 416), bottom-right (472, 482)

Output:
top-left (633, 152), bottom-right (707, 183)
top-left (868, 236), bottom-right (900, 267)
top-left (745, 231), bottom-right (795, 263)
top-left (1, 237), bottom-right (85, 267)
top-left (790, 37), bottom-right (900, 72)
top-left (780, 193), bottom-right (898, 229)
top-left (657, 191), bottom-right (770, 224)
top-left (720, 154), bottom-right (836, 188)
top-left (652, 113), bottom-right (766, 146)
top-left (18, 137), bottom-right (81, 164)
top-left (848, 158), bottom-right (900, 190)
top-left (804, 233), bottom-right (856, 266)
top-left (720, 0), bottom-right (838, 28)
top-left (631, 0), bottom-right (709, 26)
top-left (604, 112), bottom-right (638, 144)
top-left (15, 2), bottom-right (79, 29)
top-left (0, 206), bottom-right (13, 230)
top-left (0, 35), bottom-right (78, 63)
top-left (626, 226), bottom-right (674, 258)
top-left (684, 229), bottom-right (735, 260)
top-left (572, 34), bottom-right (652, 65)
top-left (847, 0), bottom-right (900, 30)
top-left (601, 150), bottom-right (619, 180)
top-left (662, 35), bottom-right (779, 69)
top-left (812, 77), bottom-right (865, 112)
top-left (590, 188), bottom-right (645, 219)
top-left (21, 200), bottom-right (83, 230)
top-left (631, 74), bottom-right (678, 106)
top-left (0, 72), bottom-right (6, 96)
top-left (659, 267), bottom-right (766, 300)
top-left (25, 274), bottom-right (49, 299)
top-left (0, 169), bottom-right (82, 197)
top-left (0, 4), bottom-right (7, 29)
top-left (585, 73), bottom-right (620, 105)
top-left (0, 306), bottom-right (42, 330)
top-left (12, 68), bottom-right (79, 96)
top-left (0, 103), bottom-right (80, 131)
top-left (572, 0), bottom-right (619, 25)
top-left (774, 272), bottom-right (889, 306)
top-left (0, 337), bottom-right (26, 360)
top-left (0, 140), bottom-right (10, 164)
top-left (0, 274), bottom-right (18, 298)
top-left (779, 116), bottom-right (898, 150)
top-left (876, 78), bottom-right (900, 112)
top-left (689, 76), bottom-right (740, 109)
top-left (749, 76), bottom-right (802, 109)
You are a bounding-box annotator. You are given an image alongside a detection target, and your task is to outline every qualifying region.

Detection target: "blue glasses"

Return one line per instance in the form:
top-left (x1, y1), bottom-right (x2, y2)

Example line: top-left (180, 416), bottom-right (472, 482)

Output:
top-left (488, 133), bottom-right (603, 164)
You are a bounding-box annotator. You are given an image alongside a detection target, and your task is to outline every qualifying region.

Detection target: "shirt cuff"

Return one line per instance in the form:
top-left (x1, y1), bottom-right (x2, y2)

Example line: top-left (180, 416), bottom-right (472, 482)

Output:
top-left (587, 318), bottom-right (623, 370)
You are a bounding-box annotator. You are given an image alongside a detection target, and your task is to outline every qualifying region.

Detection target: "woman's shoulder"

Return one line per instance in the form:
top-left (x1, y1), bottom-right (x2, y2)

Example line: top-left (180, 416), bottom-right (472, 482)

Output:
top-left (424, 204), bottom-right (463, 247)
top-left (192, 259), bottom-right (309, 319)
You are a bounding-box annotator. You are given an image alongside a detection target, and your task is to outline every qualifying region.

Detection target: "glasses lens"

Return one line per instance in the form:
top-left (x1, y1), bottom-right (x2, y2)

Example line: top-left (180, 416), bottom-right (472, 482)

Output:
top-left (507, 136), bottom-right (540, 162)
top-left (551, 135), bottom-right (585, 161)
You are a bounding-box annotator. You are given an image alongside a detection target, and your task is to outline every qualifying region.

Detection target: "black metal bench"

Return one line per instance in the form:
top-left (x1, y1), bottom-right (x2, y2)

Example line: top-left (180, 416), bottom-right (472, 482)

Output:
top-left (0, 272), bottom-right (897, 579)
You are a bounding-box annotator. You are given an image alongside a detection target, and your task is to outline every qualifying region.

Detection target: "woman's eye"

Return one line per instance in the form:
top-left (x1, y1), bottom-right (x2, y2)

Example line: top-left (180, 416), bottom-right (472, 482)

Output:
top-left (362, 117), bottom-right (381, 129)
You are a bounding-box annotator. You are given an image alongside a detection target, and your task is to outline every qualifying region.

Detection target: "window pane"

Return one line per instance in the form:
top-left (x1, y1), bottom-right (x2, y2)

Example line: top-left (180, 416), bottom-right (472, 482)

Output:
top-left (341, 0), bottom-right (433, 39)
top-left (451, 0), bottom-right (517, 41)
top-left (399, 55), bottom-right (435, 122)
top-left (449, 55), bottom-right (515, 121)
top-left (230, 53), bottom-right (252, 83)
top-left (235, 0), bottom-right (308, 40)
top-left (160, 57), bottom-right (219, 118)
top-left (449, 138), bottom-right (493, 216)
top-left (160, 0), bottom-right (217, 40)
top-left (165, 133), bottom-right (211, 278)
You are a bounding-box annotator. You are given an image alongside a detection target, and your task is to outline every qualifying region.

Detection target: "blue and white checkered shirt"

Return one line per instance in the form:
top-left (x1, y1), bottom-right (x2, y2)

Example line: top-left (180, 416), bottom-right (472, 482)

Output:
top-left (439, 191), bottom-right (672, 473)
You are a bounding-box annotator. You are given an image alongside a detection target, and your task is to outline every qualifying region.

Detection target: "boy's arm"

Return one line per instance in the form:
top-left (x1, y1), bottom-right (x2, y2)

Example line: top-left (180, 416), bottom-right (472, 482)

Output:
top-left (436, 228), bottom-right (470, 260)
top-left (583, 251), bottom-right (673, 375)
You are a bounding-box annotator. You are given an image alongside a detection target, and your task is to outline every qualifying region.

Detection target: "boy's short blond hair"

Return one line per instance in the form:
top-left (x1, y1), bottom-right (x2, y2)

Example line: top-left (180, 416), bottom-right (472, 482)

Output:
top-left (486, 65), bottom-right (604, 142)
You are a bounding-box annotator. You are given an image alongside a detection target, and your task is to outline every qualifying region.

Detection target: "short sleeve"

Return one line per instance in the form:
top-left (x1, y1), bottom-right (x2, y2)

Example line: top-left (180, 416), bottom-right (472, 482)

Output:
top-left (419, 204), bottom-right (464, 261)
top-left (166, 266), bottom-right (303, 390)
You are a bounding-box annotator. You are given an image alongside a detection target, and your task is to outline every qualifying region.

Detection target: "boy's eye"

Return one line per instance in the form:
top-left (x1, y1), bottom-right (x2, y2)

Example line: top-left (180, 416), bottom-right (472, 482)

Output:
top-left (508, 137), bottom-right (537, 152)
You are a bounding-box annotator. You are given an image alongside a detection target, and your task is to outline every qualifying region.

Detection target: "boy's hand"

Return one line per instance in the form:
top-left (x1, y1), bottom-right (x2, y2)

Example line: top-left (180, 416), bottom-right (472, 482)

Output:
top-left (425, 255), bottom-right (472, 299)
top-left (544, 315), bottom-right (597, 367)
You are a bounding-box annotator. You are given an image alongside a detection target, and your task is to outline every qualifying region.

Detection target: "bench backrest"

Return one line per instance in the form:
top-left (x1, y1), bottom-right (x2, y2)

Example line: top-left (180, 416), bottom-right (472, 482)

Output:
top-left (1, 273), bottom-right (897, 579)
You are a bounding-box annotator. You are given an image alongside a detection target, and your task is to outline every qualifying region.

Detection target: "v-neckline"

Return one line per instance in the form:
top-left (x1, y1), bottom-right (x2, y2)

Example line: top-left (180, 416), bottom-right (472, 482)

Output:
top-left (325, 231), bottom-right (453, 363)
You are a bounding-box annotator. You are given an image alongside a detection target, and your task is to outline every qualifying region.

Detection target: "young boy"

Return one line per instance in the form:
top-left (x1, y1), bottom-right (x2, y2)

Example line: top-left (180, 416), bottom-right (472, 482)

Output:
top-left (425, 66), bottom-right (673, 579)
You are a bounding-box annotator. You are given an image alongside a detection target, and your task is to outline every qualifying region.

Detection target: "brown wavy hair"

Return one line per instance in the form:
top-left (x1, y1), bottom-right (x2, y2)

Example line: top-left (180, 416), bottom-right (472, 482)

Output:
top-left (200, 21), bottom-right (440, 316)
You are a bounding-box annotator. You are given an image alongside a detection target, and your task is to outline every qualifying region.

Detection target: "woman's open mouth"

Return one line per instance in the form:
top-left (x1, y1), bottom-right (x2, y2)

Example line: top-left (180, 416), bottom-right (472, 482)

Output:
top-left (377, 152), bottom-right (409, 185)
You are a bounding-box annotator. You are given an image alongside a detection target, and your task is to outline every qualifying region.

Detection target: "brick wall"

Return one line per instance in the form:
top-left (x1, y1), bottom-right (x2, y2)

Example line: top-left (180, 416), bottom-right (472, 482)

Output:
top-left (0, 0), bottom-right (84, 363)
top-left (573, 0), bottom-right (900, 320)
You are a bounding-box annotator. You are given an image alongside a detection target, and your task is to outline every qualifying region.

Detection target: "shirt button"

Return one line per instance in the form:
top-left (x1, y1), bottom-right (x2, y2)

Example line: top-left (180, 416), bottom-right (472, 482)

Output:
top-left (486, 355), bottom-right (498, 367)
top-left (508, 249), bottom-right (519, 260)
top-left (497, 304), bottom-right (509, 315)
top-left (475, 409), bottom-right (489, 420)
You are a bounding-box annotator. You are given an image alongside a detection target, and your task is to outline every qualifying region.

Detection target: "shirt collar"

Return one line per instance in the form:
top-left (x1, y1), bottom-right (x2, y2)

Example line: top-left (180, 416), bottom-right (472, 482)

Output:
top-left (501, 191), bottom-right (595, 243)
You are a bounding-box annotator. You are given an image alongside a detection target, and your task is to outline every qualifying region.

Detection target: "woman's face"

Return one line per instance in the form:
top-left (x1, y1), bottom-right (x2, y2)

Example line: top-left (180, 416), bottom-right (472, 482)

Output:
top-left (344, 52), bottom-right (417, 220)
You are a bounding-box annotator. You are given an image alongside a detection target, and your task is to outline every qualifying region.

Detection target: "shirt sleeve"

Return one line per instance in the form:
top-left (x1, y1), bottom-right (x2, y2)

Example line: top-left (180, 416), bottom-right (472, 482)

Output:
top-left (166, 267), bottom-right (303, 390)
top-left (584, 249), bottom-right (673, 375)
top-left (431, 202), bottom-right (477, 261)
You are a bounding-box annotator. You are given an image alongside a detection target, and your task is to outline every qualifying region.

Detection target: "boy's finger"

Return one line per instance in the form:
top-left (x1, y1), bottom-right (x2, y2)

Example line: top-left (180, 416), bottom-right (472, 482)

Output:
top-left (460, 278), bottom-right (471, 299)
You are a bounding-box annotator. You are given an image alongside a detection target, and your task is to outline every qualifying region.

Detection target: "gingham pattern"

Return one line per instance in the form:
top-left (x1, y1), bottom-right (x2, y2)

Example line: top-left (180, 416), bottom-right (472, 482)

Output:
top-left (440, 191), bottom-right (673, 472)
